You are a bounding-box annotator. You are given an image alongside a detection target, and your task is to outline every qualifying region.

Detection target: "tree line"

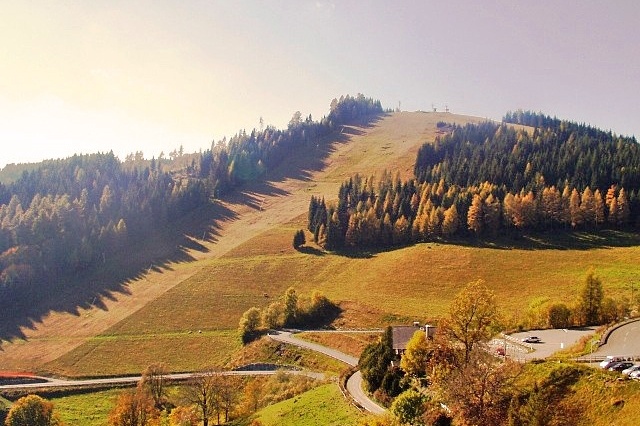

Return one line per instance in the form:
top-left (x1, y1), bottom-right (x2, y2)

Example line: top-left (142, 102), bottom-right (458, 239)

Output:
top-left (197, 94), bottom-right (383, 197)
top-left (0, 95), bottom-right (382, 314)
top-left (308, 115), bottom-right (640, 250)
top-left (0, 152), bottom-right (207, 308)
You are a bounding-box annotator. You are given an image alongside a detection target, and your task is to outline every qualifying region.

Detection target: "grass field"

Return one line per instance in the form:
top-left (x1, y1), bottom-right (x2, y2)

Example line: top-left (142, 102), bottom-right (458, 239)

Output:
top-left (254, 383), bottom-right (362, 426)
top-left (51, 388), bottom-right (121, 426)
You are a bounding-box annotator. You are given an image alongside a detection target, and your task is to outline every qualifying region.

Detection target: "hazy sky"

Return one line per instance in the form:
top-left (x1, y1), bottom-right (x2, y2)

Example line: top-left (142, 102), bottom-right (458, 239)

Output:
top-left (1, 1), bottom-right (639, 167)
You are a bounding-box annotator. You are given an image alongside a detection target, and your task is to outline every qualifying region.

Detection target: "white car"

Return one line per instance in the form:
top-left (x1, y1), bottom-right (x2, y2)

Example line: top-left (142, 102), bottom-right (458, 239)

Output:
top-left (622, 364), bottom-right (640, 376)
top-left (521, 336), bottom-right (541, 343)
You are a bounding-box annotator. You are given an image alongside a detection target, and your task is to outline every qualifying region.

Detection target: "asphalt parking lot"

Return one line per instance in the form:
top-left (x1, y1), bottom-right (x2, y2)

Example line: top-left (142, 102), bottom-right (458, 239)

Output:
top-left (491, 327), bottom-right (598, 361)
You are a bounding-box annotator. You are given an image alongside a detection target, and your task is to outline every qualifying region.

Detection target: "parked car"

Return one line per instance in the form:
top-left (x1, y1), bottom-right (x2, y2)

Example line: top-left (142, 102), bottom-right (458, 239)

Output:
top-left (522, 336), bottom-right (541, 343)
top-left (622, 364), bottom-right (640, 376)
top-left (609, 361), bottom-right (634, 372)
top-left (629, 370), bottom-right (640, 379)
top-left (600, 356), bottom-right (625, 369)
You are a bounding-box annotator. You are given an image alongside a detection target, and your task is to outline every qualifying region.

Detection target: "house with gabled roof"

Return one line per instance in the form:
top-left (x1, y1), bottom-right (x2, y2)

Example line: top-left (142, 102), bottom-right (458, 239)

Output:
top-left (392, 323), bottom-right (437, 356)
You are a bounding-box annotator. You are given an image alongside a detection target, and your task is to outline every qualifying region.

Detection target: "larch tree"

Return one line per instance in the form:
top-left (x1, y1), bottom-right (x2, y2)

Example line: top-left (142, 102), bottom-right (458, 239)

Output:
top-left (441, 204), bottom-right (459, 237)
top-left (569, 188), bottom-right (582, 229)
top-left (617, 188), bottom-right (630, 227)
top-left (467, 194), bottom-right (484, 235)
top-left (608, 196), bottom-right (619, 226)
top-left (580, 187), bottom-right (596, 228)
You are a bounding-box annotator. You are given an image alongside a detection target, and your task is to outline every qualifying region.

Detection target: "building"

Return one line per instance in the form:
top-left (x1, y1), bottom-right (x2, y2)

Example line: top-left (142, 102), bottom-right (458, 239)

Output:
top-left (391, 323), bottom-right (437, 356)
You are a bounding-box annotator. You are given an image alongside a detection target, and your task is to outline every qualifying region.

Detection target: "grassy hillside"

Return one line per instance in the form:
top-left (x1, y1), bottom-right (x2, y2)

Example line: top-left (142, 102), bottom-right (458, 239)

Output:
top-left (52, 388), bottom-right (121, 426)
top-left (1, 111), bottom-right (638, 380)
top-left (253, 383), bottom-right (362, 426)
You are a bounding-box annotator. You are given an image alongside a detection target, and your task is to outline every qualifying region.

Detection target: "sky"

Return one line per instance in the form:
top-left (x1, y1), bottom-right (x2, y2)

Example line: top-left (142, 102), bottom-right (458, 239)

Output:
top-left (1, 1), bottom-right (639, 168)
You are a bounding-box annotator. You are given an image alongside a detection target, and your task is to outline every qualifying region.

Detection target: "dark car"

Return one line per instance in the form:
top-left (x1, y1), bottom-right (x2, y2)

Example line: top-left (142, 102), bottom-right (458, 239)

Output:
top-left (609, 361), bottom-right (634, 372)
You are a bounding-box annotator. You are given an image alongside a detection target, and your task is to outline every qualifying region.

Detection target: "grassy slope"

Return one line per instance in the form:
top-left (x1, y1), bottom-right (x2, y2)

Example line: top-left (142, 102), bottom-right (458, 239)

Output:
top-left (254, 383), bottom-right (362, 426)
top-left (520, 362), bottom-right (640, 426)
top-left (52, 388), bottom-right (120, 426)
top-left (40, 112), bottom-right (640, 377)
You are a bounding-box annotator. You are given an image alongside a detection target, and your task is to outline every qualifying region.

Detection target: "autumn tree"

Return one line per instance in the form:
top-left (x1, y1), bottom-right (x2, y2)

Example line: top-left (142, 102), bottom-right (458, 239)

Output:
top-left (141, 363), bottom-right (168, 409)
top-left (168, 405), bottom-right (199, 426)
top-left (183, 371), bottom-right (223, 426)
top-left (547, 303), bottom-right (572, 329)
top-left (577, 269), bottom-right (604, 326)
top-left (282, 287), bottom-right (299, 327)
top-left (390, 389), bottom-right (426, 425)
top-left (444, 350), bottom-right (521, 426)
top-left (239, 307), bottom-right (262, 344)
top-left (441, 204), bottom-right (459, 237)
top-left (261, 302), bottom-right (283, 329)
top-left (400, 330), bottom-right (430, 378)
top-left (467, 194), bottom-right (484, 235)
top-left (442, 279), bottom-right (499, 364)
top-left (5, 395), bottom-right (61, 426)
top-left (218, 376), bottom-right (241, 423)
top-left (108, 384), bottom-right (158, 426)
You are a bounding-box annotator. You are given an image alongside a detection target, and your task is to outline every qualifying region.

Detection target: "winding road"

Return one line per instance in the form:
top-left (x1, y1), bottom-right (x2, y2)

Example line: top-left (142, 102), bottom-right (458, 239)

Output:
top-left (1, 330), bottom-right (386, 416)
top-left (269, 330), bottom-right (386, 414)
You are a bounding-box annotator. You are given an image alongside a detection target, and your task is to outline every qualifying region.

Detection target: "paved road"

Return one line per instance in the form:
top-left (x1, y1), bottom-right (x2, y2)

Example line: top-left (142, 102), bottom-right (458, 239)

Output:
top-left (269, 331), bottom-right (386, 414)
top-left (346, 371), bottom-right (386, 415)
top-left (597, 320), bottom-right (640, 358)
top-left (0, 370), bottom-right (324, 391)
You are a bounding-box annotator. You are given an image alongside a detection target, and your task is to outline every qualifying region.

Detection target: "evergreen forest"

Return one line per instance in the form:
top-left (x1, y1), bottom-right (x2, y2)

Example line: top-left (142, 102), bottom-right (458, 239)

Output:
top-left (308, 113), bottom-right (640, 249)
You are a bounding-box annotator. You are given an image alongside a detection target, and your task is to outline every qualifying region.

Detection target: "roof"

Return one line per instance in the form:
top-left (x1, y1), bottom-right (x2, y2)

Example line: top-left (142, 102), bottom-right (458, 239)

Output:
top-left (392, 326), bottom-right (421, 351)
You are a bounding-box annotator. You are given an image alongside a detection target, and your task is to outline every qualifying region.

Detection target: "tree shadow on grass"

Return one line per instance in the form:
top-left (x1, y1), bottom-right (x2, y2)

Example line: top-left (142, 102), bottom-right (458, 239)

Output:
top-left (0, 114), bottom-right (387, 344)
top-left (296, 246), bottom-right (326, 256)
top-left (447, 229), bottom-right (640, 251)
top-left (0, 200), bottom-right (239, 343)
top-left (326, 229), bottom-right (640, 260)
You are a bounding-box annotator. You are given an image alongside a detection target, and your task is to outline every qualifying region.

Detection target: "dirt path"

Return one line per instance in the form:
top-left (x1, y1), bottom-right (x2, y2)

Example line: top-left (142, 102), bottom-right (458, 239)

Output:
top-left (0, 112), bottom-right (482, 372)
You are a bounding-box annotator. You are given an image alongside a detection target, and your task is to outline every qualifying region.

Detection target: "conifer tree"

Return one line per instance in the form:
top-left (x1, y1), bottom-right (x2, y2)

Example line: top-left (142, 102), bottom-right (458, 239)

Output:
top-left (594, 189), bottom-right (605, 227)
top-left (617, 188), bottom-right (630, 227)
top-left (441, 204), bottom-right (459, 237)
top-left (569, 188), bottom-right (582, 228)
top-left (467, 194), bottom-right (484, 235)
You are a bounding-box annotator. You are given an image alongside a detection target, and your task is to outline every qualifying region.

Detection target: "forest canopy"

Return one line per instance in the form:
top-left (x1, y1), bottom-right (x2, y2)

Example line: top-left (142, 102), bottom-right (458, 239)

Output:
top-left (309, 113), bottom-right (640, 250)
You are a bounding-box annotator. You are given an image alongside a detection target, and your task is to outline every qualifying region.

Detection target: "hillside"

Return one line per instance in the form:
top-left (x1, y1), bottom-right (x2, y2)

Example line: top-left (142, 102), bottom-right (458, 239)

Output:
top-left (0, 111), bottom-right (485, 373)
top-left (2, 110), bottom-right (639, 381)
